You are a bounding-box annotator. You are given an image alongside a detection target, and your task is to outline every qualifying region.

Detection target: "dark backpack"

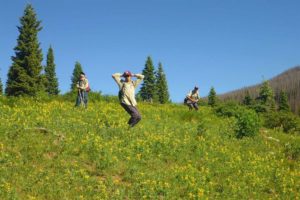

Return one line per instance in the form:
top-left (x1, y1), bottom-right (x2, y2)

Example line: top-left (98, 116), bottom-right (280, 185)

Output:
top-left (118, 83), bottom-right (125, 101)
top-left (184, 97), bottom-right (188, 104)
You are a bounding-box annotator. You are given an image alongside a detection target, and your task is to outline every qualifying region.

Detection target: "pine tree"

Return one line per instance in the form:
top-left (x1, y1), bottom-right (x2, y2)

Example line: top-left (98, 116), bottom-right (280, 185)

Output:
top-left (45, 46), bottom-right (59, 95)
top-left (5, 4), bottom-right (43, 96)
top-left (208, 87), bottom-right (217, 107)
top-left (140, 56), bottom-right (157, 102)
top-left (243, 90), bottom-right (253, 106)
top-left (257, 81), bottom-right (275, 111)
top-left (0, 77), bottom-right (3, 95)
top-left (156, 62), bottom-right (170, 104)
top-left (70, 61), bottom-right (83, 91)
top-left (278, 90), bottom-right (290, 112)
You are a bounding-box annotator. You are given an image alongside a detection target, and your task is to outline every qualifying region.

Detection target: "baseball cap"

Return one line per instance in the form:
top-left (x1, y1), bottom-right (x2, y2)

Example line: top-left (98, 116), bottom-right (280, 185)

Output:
top-left (123, 71), bottom-right (133, 77)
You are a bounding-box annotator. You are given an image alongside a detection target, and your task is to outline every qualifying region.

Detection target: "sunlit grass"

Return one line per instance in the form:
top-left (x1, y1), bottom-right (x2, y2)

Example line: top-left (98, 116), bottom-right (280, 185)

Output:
top-left (0, 98), bottom-right (299, 199)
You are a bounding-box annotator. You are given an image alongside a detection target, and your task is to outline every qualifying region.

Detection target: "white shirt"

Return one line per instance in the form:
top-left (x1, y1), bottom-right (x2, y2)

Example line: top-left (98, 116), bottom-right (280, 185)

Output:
top-left (112, 73), bottom-right (144, 106)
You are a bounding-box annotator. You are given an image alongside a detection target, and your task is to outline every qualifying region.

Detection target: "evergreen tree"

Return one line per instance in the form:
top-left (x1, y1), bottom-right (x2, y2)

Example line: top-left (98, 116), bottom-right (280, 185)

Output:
top-left (70, 61), bottom-right (83, 91)
top-left (156, 62), bottom-right (170, 104)
top-left (5, 4), bottom-right (43, 96)
top-left (243, 90), bottom-right (253, 106)
top-left (278, 90), bottom-right (290, 112)
top-left (140, 56), bottom-right (157, 102)
top-left (45, 46), bottom-right (59, 95)
top-left (208, 87), bottom-right (217, 107)
top-left (0, 77), bottom-right (3, 95)
top-left (257, 81), bottom-right (275, 111)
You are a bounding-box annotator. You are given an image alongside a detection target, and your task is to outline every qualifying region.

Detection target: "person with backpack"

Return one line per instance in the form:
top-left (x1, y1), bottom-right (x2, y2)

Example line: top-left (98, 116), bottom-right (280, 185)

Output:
top-left (112, 71), bottom-right (144, 127)
top-left (184, 86), bottom-right (200, 110)
top-left (75, 72), bottom-right (90, 108)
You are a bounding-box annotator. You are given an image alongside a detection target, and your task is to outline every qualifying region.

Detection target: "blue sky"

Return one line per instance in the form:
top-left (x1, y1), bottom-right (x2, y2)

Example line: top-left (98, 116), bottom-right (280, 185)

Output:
top-left (0, 0), bottom-right (300, 102)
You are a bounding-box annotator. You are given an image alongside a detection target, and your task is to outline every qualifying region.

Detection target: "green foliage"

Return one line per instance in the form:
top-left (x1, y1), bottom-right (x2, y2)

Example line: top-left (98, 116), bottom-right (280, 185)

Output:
top-left (61, 91), bottom-right (119, 104)
top-left (257, 81), bottom-right (276, 112)
top-left (234, 109), bottom-right (260, 138)
top-left (45, 46), bottom-right (59, 95)
top-left (70, 61), bottom-right (83, 91)
top-left (5, 4), bottom-right (44, 96)
top-left (208, 87), bottom-right (217, 107)
top-left (156, 62), bottom-right (170, 104)
top-left (251, 103), bottom-right (269, 113)
top-left (263, 111), bottom-right (300, 133)
top-left (243, 90), bottom-right (253, 106)
top-left (196, 121), bottom-right (207, 137)
top-left (0, 99), bottom-right (299, 199)
top-left (0, 76), bottom-right (3, 95)
top-left (140, 56), bottom-right (158, 102)
top-left (278, 90), bottom-right (290, 112)
top-left (215, 102), bottom-right (260, 138)
top-left (215, 101), bottom-right (241, 117)
top-left (284, 139), bottom-right (300, 160)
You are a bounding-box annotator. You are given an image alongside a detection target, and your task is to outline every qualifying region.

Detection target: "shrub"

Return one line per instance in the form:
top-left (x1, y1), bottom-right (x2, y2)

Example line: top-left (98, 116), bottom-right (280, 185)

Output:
top-left (234, 109), bottom-right (260, 138)
top-left (284, 139), bottom-right (300, 160)
top-left (215, 101), bottom-right (242, 117)
top-left (263, 112), bottom-right (281, 129)
top-left (263, 111), bottom-right (300, 134)
top-left (215, 102), bottom-right (261, 138)
top-left (251, 103), bottom-right (268, 113)
top-left (281, 114), bottom-right (300, 133)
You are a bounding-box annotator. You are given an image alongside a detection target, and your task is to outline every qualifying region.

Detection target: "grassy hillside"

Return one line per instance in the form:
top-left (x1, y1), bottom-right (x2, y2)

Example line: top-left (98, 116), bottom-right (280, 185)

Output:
top-left (0, 98), bottom-right (299, 199)
top-left (220, 66), bottom-right (300, 114)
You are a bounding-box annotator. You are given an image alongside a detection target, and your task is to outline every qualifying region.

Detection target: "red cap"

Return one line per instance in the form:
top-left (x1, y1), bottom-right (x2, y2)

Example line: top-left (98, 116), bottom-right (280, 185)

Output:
top-left (122, 71), bottom-right (133, 77)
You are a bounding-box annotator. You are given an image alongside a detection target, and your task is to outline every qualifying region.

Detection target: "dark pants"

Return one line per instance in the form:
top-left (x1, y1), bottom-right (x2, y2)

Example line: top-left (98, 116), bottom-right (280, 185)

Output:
top-left (76, 90), bottom-right (88, 108)
top-left (187, 102), bottom-right (199, 110)
top-left (121, 103), bottom-right (142, 127)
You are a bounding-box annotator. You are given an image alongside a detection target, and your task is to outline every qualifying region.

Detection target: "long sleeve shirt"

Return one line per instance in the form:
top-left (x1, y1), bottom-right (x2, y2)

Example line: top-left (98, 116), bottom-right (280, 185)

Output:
top-left (112, 73), bottom-right (144, 106)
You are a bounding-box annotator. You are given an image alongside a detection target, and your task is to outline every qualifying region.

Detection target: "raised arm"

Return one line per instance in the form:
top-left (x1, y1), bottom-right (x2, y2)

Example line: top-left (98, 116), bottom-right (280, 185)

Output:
top-left (133, 74), bottom-right (144, 88)
top-left (112, 73), bottom-right (123, 89)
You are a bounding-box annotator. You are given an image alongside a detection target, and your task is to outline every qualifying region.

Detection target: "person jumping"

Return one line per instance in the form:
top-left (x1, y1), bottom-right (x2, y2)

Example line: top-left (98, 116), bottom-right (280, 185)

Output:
top-left (112, 71), bottom-right (144, 127)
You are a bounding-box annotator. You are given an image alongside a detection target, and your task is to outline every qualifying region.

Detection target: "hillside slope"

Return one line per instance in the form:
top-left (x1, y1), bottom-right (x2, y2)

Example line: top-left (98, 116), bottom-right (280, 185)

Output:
top-left (220, 66), bottom-right (300, 113)
top-left (0, 99), bottom-right (299, 199)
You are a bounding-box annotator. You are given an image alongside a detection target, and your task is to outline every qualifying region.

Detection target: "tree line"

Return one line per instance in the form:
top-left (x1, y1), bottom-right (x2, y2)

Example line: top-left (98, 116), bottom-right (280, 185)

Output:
top-left (219, 66), bottom-right (300, 115)
top-left (1, 4), bottom-right (170, 104)
top-left (207, 81), bottom-right (292, 113)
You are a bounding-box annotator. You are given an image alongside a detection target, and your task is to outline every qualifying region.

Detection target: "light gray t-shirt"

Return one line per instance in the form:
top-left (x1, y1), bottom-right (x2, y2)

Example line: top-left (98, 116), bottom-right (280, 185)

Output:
top-left (112, 73), bottom-right (144, 106)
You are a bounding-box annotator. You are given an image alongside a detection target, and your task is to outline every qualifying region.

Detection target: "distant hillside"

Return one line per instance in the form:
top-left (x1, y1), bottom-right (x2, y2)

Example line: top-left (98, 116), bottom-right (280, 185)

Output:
top-left (219, 66), bottom-right (300, 114)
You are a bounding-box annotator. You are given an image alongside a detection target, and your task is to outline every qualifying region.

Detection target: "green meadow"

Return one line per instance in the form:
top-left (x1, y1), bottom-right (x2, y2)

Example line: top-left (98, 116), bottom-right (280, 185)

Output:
top-left (0, 98), bottom-right (299, 199)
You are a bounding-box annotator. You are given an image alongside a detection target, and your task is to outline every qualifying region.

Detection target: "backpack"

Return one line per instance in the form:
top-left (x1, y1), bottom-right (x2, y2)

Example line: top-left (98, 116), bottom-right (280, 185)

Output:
top-left (118, 83), bottom-right (125, 101)
top-left (86, 84), bottom-right (91, 92)
top-left (184, 97), bottom-right (188, 104)
top-left (85, 79), bottom-right (90, 92)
